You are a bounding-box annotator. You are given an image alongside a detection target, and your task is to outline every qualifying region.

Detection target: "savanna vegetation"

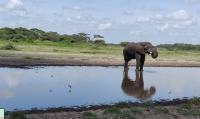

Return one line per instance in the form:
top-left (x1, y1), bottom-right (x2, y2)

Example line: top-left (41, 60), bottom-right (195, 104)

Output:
top-left (0, 27), bottom-right (200, 62)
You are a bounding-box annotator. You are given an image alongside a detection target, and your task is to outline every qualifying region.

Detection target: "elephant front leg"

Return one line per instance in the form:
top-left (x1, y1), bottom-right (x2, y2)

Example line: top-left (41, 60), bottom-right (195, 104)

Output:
top-left (136, 58), bottom-right (140, 71)
top-left (140, 55), bottom-right (145, 71)
top-left (124, 61), bottom-right (129, 69)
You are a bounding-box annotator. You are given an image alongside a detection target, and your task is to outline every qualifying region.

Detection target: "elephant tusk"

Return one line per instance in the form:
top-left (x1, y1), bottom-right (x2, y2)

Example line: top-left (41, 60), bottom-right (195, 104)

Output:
top-left (150, 52), bottom-right (152, 54)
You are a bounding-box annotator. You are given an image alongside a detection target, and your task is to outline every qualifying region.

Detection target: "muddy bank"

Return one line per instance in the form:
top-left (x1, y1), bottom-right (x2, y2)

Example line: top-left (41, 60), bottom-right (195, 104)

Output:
top-left (0, 57), bottom-right (200, 68)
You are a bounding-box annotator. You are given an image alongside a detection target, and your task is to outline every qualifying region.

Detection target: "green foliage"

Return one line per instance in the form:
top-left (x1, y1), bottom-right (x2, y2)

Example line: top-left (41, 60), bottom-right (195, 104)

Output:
top-left (130, 108), bottom-right (142, 114)
top-left (82, 111), bottom-right (97, 117)
top-left (25, 39), bottom-right (34, 43)
top-left (103, 107), bottom-right (121, 114)
top-left (24, 56), bottom-right (32, 59)
top-left (115, 101), bottom-right (130, 108)
top-left (191, 98), bottom-right (200, 105)
top-left (94, 40), bottom-right (106, 45)
top-left (0, 43), bottom-right (16, 50)
top-left (176, 104), bottom-right (192, 112)
top-left (169, 113), bottom-right (178, 118)
top-left (0, 27), bottom-right (105, 44)
top-left (86, 117), bottom-right (107, 119)
top-left (155, 106), bottom-right (169, 113)
top-left (9, 111), bottom-right (26, 119)
top-left (185, 109), bottom-right (200, 116)
top-left (114, 111), bottom-right (133, 119)
top-left (120, 42), bottom-right (130, 47)
top-left (139, 101), bottom-right (154, 108)
top-left (156, 43), bottom-right (200, 51)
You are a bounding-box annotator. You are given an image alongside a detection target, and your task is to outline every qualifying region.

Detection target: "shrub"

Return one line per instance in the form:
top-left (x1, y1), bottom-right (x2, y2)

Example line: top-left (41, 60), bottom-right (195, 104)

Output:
top-left (120, 42), bottom-right (130, 47)
top-left (185, 109), bottom-right (200, 116)
top-left (155, 106), bottom-right (169, 113)
top-left (94, 40), bottom-right (106, 46)
top-left (103, 107), bottom-right (120, 114)
top-left (139, 101), bottom-right (154, 108)
top-left (131, 108), bottom-right (142, 114)
top-left (0, 43), bottom-right (16, 50)
top-left (191, 98), bottom-right (200, 105)
top-left (82, 111), bottom-right (97, 117)
top-left (115, 101), bottom-right (130, 108)
top-left (176, 104), bottom-right (191, 112)
top-left (9, 111), bottom-right (26, 119)
top-left (114, 111), bottom-right (133, 119)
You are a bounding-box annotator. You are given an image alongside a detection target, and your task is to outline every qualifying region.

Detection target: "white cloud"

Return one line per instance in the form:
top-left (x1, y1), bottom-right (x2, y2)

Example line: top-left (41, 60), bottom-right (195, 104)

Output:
top-left (73, 6), bottom-right (80, 10)
top-left (14, 11), bottom-right (37, 17)
top-left (0, 7), bottom-right (7, 12)
top-left (62, 5), bottom-right (94, 11)
top-left (130, 31), bottom-right (142, 35)
top-left (19, 20), bottom-right (25, 24)
top-left (136, 17), bottom-right (149, 23)
top-left (98, 23), bottom-right (112, 29)
top-left (186, 32), bottom-right (194, 35)
top-left (167, 10), bottom-right (189, 20)
top-left (173, 24), bottom-right (183, 28)
top-left (6, 0), bottom-right (23, 9)
top-left (180, 18), bottom-right (196, 26)
top-left (121, 21), bottom-right (126, 25)
top-left (169, 33), bottom-right (179, 36)
top-left (156, 23), bottom-right (169, 31)
top-left (183, 0), bottom-right (200, 4)
top-left (123, 8), bottom-right (132, 15)
top-left (155, 14), bottom-right (163, 20)
top-left (53, 12), bottom-right (64, 17)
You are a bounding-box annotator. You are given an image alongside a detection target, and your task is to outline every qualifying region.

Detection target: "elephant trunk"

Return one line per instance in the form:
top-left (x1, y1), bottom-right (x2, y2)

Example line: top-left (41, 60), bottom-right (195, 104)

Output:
top-left (151, 49), bottom-right (158, 59)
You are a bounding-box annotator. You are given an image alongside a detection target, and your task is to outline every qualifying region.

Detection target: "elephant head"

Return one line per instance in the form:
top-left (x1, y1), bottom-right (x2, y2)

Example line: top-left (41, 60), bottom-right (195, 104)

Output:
top-left (121, 69), bottom-right (156, 100)
top-left (136, 42), bottom-right (158, 59)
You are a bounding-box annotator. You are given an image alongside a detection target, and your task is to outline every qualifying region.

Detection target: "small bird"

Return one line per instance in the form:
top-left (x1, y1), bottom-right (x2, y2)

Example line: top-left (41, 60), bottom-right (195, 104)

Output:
top-left (51, 75), bottom-right (53, 77)
top-left (50, 90), bottom-right (52, 92)
top-left (69, 90), bottom-right (71, 92)
top-left (168, 92), bottom-right (171, 94)
top-left (68, 85), bottom-right (71, 88)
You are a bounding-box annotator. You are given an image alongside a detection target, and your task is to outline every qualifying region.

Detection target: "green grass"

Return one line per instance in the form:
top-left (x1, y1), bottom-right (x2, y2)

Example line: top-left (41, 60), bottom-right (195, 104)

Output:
top-left (155, 106), bottom-right (169, 113)
top-left (86, 117), bottom-right (107, 119)
top-left (191, 98), bottom-right (200, 105)
top-left (114, 111), bottom-right (133, 119)
top-left (24, 56), bottom-right (32, 59)
top-left (115, 101), bottom-right (130, 108)
top-left (0, 40), bottom-right (200, 62)
top-left (176, 104), bottom-right (192, 112)
top-left (139, 101), bottom-right (154, 108)
top-left (185, 109), bottom-right (200, 116)
top-left (103, 107), bottom-right (120, 114)
top-left (82, 111), bottom-right (97, 117)
top-left (130, 108), bottom-right (142, 114)
top-left (9, 111), bottom-right (26, 119)
top-left (169, 113), bottom-right (178, 118)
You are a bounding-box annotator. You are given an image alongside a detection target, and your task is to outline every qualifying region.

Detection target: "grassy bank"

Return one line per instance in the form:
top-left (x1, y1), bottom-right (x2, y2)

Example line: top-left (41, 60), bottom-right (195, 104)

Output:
top-left (0, 40), bottom-right (200, 62)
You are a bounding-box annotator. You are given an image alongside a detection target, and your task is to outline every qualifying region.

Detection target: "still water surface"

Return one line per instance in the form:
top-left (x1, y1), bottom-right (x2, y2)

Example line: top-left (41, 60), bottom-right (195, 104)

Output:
top-left (0, 66), bottom-right (200, 112)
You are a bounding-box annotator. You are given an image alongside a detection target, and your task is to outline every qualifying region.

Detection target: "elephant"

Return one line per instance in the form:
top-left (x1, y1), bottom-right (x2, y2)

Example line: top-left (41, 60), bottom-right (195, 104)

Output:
top-left (121, 69), bottom-right (156, 100)
top-left (123, 42), bottom-right (158, 71)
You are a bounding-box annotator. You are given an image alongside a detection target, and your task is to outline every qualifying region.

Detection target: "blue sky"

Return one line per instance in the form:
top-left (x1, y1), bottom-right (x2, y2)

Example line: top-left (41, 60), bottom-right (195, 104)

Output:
top-left (0, 0), bottom-right (200, 45)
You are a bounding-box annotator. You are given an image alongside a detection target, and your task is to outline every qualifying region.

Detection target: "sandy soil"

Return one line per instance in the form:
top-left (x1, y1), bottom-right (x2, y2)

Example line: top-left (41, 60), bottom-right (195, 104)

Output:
top-left (0, 56), bottom-right (200, 68)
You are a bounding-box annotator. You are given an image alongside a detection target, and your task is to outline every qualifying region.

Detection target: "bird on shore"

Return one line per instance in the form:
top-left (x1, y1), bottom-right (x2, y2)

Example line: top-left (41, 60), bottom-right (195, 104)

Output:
top-left (68, 85), bottom-right (71, 88)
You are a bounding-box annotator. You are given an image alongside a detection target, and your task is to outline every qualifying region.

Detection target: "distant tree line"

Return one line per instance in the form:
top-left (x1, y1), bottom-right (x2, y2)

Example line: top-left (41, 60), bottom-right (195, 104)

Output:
top-left (0, 27), bottom-right (106, 45)
top-left (155, 43), bottom-right (200, 51)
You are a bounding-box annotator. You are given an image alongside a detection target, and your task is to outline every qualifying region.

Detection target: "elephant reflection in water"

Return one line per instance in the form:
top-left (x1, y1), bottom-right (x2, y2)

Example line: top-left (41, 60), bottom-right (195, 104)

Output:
top-left (121, 69), bottom-right (156, 100)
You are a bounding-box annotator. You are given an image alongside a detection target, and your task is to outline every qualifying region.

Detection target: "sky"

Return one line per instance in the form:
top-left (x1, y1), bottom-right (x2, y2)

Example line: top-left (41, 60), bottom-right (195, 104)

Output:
top-left (0, 0), bottom-right (200, 45)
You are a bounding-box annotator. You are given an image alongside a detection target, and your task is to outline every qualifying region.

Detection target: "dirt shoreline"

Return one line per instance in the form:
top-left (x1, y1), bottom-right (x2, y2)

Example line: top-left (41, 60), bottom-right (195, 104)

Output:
top-left (0, 57), bottom-right (200, 68)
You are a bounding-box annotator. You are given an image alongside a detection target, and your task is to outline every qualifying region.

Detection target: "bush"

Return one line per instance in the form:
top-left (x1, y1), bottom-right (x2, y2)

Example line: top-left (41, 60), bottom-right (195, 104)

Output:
top-left (120, 42), bottom-right (130, 47)
top-left (0, 43), bottom-right (16, 50)
top-left (104, 107), bottom-right (120, 114)
top-left (139, 101), bottom-right (154, 108)
top-left (155, 106), bottom-right (169, 113)
top-left (191, 98), bottom-right (200, 105)
top-left (115, 101), bottom-right (130, 108)
top-left (94, 40), bottom-right (106, 46)
top-left (9, 111), bottom-right (26, 119)
top-left (25, 39), bottom-right (34, 43)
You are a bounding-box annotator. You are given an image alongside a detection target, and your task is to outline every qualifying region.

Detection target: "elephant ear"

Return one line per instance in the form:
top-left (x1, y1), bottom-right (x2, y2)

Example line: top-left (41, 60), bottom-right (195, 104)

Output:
top-left (136, 44), bottom-right (145, 55)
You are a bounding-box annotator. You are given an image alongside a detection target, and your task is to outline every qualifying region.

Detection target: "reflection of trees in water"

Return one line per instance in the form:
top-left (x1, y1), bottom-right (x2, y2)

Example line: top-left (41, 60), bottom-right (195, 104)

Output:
top-left (121, 69), bottom-right (156, 100)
